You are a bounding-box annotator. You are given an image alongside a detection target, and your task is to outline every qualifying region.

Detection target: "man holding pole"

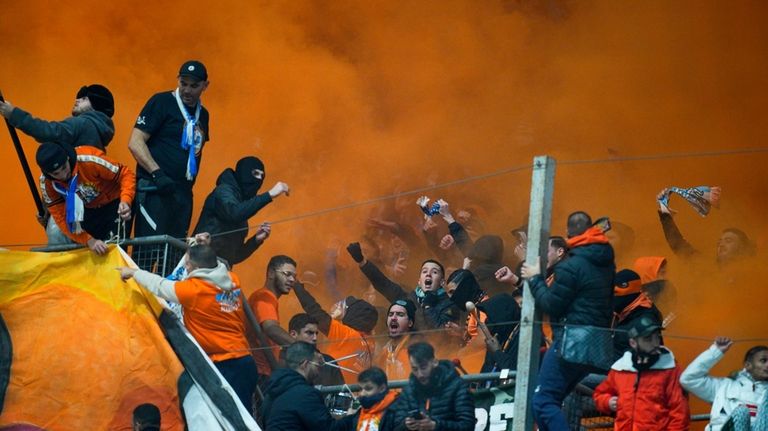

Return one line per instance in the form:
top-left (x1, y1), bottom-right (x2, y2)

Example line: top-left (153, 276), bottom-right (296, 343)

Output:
top-left (521, 211), bottom-right (615, 430)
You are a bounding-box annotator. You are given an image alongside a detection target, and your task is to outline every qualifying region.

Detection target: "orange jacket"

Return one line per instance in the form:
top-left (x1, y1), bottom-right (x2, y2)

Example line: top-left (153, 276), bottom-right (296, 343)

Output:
top-left (40, 145), bottom-right (135, 244)
top-left (633, 256), bottom-right (666, 285)
top-left (324, 319), bottom-right (373, 383)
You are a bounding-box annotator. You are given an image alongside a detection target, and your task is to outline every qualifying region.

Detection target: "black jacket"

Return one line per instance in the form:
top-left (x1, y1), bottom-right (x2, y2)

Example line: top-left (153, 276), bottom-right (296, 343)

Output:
top-left (261, 368), bottom-right (337, 431)
top-left (8, 108), bottom-right (114, 150)
top-left (359, 261), bottom-right (459, 331)
top-left (529, 235), bottom-right (615, 335)
top-left (391, 360), bottom-right (476, 431)
top-left (193, 168), bottom-right (272, 266)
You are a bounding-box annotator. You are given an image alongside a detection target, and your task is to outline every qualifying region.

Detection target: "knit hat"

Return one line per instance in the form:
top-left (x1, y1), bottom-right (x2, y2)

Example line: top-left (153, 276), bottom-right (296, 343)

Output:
top-left (389, 299), bottom-right (416, 323)
top-left (179, 60), bottom-right (208, 81)
top-left (76, 84), bottom-right (114, 117)
top-left (341, 296), bottom-right (378, 334)
top-left (448, 269), bottom-right (484, 311)
top-left (36, 143), bottom-right (70, 173)
top-left (614, 269), bottom-right (643, 297)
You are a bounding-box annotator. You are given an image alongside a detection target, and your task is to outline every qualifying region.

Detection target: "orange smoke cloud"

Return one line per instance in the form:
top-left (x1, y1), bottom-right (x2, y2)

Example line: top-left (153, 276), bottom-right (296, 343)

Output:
top-left (1, 1), bottom-right (767, 426)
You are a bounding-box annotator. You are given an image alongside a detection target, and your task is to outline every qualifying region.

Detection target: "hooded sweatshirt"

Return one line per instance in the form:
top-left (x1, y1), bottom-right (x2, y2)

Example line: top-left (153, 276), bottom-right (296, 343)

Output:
top-left (633, 256), bottom-right (676, 313)
top-left (9, 107), bottom-right (115, 150)
top-left (193, 168), bottom-right (273, 266)
top-left (133, 262), bottom-right (249, 362)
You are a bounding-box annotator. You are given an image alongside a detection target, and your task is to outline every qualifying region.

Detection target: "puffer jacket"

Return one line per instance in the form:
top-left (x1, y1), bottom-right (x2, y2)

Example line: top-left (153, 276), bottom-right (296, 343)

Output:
top-left (391, 360), bottom-right (475, 431)
top-left (9, 107), bottom-right (114, 150)
top-left (680, 344), bottom-right (768, 431)
top-left (529, 226), bottom-right (615, 334)
top-left (261, 368), bottom-right (337, 431)
top-left (594, 347), bottom-right (690, 430)
top-left (193, 168), bottom-right (272, 266)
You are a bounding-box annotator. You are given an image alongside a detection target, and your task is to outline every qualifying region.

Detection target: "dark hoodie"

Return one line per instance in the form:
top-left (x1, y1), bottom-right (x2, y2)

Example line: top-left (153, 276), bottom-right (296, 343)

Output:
top-left (447, 222), bottom-right (508, 296)
top-left (261, 368), bottom-right (337, 431)
top-left (477, 293), bottom-right (523, 372)
top-left (8, 108), bottom-right (114, 151)
top-left (193, 168), bottom-right (273, 266)
top-left (529, 226), bottom-right (616, 337)
top-left (391, 360), bottom-right (476, 431)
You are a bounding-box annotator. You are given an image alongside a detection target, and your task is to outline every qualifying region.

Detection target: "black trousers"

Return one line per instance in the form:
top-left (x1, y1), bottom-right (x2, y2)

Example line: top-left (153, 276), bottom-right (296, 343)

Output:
top-left (83, 199), bottom-right (132, 240)
top-left (132, 178), bottom-right (193, 271)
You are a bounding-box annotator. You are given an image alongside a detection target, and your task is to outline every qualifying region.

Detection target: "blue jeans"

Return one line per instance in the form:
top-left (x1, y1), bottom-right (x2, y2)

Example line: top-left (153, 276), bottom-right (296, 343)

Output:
top-left (532, 344), bottom-right (591, 431)
top-left (215, 355), bottom-right (259, 412)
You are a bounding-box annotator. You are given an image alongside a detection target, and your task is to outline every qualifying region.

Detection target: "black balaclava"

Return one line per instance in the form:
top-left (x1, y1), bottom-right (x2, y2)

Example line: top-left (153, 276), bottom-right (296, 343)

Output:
top-left (235, 156), bottom-right (265, 197)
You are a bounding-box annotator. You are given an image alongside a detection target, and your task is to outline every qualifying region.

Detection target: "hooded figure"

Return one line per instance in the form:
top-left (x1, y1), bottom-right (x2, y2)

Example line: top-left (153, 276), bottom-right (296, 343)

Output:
top-left (633, 256), bottom-right (676, 314)
top-left (4, 84), bottom-right (115, 151)
top-left (611, 269), bottom-right (663, 360)
top-left (193, 156), bottom-right (273, 266)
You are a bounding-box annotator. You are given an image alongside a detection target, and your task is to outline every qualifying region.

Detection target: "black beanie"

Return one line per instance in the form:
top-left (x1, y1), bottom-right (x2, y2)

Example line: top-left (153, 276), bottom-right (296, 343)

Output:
top-left (389, 299), bottom-right (416, 323)
top-left (341, 296), bottom-right (378, 334)
top-left (235, 156), bottom-right (265, 193)
top-left (77, 84), bottom-right (114, 118)
top-left (36, 143), bottom-right (70, 173)
top-left (448, 269), bottom-right (484, 311)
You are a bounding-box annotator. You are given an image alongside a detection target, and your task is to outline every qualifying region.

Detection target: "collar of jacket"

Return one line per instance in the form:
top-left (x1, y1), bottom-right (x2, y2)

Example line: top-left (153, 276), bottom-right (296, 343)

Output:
top-left (612, 346), bottom-right (676, 372)
top-left (566, 226), bottom-right (610, 248)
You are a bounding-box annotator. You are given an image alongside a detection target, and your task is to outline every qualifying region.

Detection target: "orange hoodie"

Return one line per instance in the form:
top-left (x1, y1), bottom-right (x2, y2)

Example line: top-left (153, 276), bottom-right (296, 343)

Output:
top-left (40, 145), bottom-right (135, 244)
top-left (356, 390), bottom-right (398, 431)
top-left (566, 226), bottom-right (610, 249)
top-left (633, 256), bottom-right (667, 285)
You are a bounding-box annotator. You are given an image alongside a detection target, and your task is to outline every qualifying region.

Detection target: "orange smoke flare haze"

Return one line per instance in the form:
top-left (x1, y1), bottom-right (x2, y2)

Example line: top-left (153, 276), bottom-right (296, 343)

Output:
top-left (1, 1), bottom-right (767, 427)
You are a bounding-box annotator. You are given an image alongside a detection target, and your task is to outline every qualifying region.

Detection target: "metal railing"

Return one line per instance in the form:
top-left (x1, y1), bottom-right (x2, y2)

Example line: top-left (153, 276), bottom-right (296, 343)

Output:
top-left (32, 235), bottom-right (188, 277)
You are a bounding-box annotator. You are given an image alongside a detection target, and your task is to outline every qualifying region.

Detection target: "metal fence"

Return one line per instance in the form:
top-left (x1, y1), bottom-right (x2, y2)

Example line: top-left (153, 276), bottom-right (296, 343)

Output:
top-left (32, 235), bottom-right (188, 277)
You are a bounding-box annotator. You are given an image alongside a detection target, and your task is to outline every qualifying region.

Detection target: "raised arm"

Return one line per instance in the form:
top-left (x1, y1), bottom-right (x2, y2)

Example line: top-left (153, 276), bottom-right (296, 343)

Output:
top-left (1, 102), bottom-right (76, 144)
top-left (292, 281), bottom-right (333, 334)
top-left (679, 338), bottom-right (730, 403)
top-left (347, 242), bottom-right (407, 303)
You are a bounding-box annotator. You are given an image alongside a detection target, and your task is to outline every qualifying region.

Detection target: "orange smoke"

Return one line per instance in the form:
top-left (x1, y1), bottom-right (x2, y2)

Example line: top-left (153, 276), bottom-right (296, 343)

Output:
top-left (1, 1), bottom-right (767, 427)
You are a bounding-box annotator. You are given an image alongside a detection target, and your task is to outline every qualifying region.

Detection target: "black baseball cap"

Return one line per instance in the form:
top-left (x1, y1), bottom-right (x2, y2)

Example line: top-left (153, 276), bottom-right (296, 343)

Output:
top-left (627, 316), bottom-right (663, 339)
top-left (178, 60), bottom-right (208, 81)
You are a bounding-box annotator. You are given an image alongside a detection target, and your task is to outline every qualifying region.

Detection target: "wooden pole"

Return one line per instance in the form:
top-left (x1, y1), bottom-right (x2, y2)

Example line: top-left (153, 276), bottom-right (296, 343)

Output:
top-left (511, 156), bottom-right (556, 431)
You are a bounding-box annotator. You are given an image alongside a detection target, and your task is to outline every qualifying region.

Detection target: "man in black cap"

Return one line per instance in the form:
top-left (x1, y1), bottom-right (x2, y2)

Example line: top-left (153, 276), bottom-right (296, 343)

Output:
top-left (1, 84), bottom-right (117, 244)
top-left (193, 156), bottom-right (290, 267)
top-left (36, 142), bottom-right (135, 255)
top-left (128, 60), bottom-right (210, 270)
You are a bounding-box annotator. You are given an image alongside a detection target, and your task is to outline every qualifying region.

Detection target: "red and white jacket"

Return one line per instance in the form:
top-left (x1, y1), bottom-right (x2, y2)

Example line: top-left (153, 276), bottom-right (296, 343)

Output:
top-left (594, 347), bottom-right (690, 430)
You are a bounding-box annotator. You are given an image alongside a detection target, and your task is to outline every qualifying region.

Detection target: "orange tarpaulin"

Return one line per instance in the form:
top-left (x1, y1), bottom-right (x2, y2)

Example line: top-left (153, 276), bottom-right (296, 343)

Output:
top-left (0, 247), bottom-right (184, 430)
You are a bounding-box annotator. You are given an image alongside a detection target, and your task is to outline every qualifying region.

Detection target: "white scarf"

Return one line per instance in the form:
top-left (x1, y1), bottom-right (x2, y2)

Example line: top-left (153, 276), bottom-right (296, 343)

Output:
top-left (173, 88), bottom-right (202, 181)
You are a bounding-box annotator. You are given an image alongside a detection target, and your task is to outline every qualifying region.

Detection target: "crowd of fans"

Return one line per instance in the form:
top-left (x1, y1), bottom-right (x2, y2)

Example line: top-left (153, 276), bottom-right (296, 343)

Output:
top-left (2, 60), bottom-right (766, 431)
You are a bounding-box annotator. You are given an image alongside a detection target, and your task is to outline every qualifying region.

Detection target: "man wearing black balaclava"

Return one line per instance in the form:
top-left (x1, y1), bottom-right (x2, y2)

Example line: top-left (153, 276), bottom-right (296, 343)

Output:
top-left (193, 156), bottom-right (290, 266)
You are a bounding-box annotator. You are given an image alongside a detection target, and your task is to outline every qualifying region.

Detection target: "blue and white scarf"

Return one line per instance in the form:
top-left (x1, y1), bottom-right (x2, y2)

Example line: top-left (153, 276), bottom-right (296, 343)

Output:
top-left (173, 88), bottom-right (202, 181)
top-left (52, 174), bottom-right (84, 234)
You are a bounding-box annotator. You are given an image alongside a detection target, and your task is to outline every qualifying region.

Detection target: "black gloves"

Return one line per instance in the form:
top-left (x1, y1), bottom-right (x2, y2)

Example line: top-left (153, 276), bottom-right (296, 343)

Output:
top-left (346, 242), bottom-right (365, 263)
top-left (151, 169), bottom-right (175, 195)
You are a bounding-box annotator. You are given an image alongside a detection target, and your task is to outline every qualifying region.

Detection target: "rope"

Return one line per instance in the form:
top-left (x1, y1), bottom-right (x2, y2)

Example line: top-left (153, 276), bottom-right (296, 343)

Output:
top-left (3, 146), bottom-right (767, 248)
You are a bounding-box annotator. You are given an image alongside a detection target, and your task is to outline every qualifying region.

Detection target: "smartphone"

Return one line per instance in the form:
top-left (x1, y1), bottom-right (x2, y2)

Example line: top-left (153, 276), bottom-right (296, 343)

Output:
top-left (408, 409), bottom-right (424, 420)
